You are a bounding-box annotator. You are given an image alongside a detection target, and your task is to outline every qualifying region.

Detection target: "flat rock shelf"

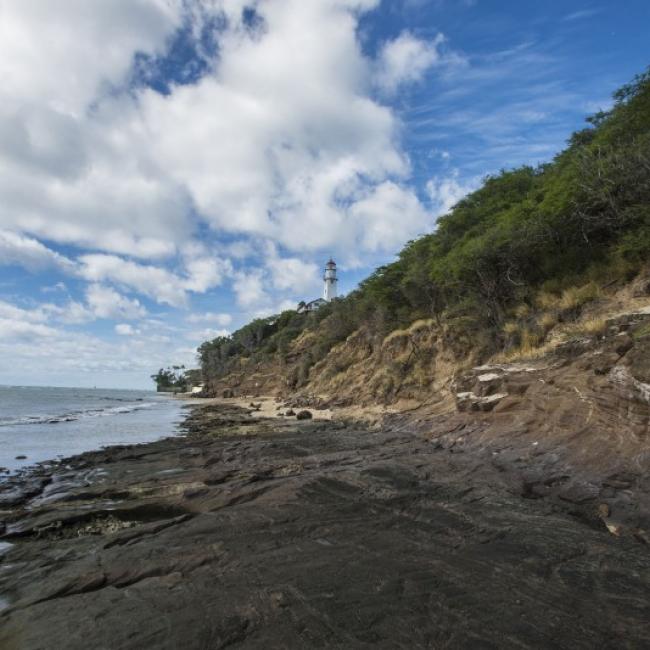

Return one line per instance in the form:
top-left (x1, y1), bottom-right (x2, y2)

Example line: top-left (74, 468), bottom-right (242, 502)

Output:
top-left (0, 403), bottom-right (649, 649)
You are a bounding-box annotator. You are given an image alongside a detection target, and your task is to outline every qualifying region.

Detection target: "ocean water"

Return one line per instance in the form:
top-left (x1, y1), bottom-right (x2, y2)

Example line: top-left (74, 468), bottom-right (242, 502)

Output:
top-left (0, 385), bottom-right (188, 474)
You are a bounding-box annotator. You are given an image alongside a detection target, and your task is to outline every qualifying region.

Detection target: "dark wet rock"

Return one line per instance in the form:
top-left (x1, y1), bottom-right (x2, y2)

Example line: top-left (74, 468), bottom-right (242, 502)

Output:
top-left (296, 410), bottom-right (312, 420)
top-left (14, 455), bottom-right (27, 460)
top-left (614, 334), bottom-right (634, 357)
top-left (0, 403), bottom-right (649, 649)
top-left (629, 342), bottom-right (650, 383)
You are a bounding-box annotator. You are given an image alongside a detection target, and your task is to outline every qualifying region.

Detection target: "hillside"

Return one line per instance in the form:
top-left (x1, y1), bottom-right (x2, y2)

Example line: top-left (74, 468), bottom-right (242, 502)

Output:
top-left (198, 67), bottom-right (650, 407)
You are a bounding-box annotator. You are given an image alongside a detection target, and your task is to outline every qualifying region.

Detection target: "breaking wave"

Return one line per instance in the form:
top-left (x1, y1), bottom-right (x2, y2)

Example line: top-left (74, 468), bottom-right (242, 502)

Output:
top-left (0, 402), bottom-right (157, 427)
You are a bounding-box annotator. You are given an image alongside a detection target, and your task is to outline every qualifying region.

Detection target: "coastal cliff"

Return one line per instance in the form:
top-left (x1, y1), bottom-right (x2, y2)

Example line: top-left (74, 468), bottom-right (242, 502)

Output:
top-left (190, 70), bottom-right (650, 545)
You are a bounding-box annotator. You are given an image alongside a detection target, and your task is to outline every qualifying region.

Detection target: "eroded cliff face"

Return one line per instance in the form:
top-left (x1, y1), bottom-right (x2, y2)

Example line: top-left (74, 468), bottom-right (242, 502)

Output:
top-left (205, 317), bottom-right (478, 409)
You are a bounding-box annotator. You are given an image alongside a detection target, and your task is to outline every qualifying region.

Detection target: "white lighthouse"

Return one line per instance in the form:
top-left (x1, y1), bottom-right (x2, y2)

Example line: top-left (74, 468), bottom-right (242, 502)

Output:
top-left (323, 258), bottom-right (338, 302)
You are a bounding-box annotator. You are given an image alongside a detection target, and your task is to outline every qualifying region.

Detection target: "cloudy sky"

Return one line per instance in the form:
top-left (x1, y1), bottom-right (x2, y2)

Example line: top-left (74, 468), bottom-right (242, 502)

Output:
top-left (1, 0), bottom-right (648, 389)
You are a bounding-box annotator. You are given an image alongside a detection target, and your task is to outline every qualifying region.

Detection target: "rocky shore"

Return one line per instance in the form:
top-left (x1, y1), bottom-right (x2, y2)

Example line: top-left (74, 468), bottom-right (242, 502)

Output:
top-left (1, 401), bottom-right (649, 649)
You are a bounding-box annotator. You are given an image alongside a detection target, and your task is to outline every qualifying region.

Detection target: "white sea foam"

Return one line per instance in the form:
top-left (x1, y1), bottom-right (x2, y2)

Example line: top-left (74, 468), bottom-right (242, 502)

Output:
top-left (0, 386), bottom-right (185, 474)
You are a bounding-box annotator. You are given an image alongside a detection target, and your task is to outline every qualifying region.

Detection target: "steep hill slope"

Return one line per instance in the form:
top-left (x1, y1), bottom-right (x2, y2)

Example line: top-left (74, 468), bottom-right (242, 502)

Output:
top-left (198, 67), bottom-right (650, 406)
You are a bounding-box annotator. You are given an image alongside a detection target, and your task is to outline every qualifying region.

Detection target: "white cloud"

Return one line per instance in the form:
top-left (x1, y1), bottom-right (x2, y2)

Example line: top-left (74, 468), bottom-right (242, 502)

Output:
top-left (0, 0), bottom-right (443, 268)
top-left (0, 318), bottom-right (57, 341)
top-left (183, 256), bottom-right (232, 293)
top-left (85, 284), bottom-right (147, 320)
top-left (349, 181), bottom-right (432, 252)
top-left (77, 253), bottom-right (231, 307)
top-left (0, 230), bottom-right (75, 272)
top-left (0, 324), bottom-right (198, 387)
top-left (374, 31), bottom-right (464, 94)
top-left (49, 300), bottom-right (94, 325)
top-left (562, 8), bottom-right (602, 22)
top-left (264, 244), bottom-right (321, 294)
top-left (0, 1), bottom-right (190, 259)
top-left (185, 327), bottom-right (230, 342)
top-left (233, 269), bottom-right (267, 309)
top-left (186, 312), bottom-right (232, 326)
top-left (115, 323), bottom-right (139, 336)
top-left (426, 171), bottom-right (479, 217)
top-left (0, 0), bottom-right (182, 113)
top-left (0, 299), bottom-right (48, 323)
top-left (78, 255), bottom-right (187, 307)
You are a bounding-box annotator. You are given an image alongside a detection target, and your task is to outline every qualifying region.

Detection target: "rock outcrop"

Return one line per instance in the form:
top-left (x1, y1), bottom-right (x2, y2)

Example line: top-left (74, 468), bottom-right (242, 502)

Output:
top-left (1, 403), bottom-right (649, 648)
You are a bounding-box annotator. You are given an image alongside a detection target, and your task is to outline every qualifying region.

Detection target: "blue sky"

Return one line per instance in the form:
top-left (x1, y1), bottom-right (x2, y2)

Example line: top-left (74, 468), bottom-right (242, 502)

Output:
top-left (0, 0), bottom-right (648, 389)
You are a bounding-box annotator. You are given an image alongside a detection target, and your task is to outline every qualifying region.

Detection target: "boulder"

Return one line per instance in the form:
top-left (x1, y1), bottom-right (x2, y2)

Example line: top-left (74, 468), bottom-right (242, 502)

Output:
top-left (296, 410), bottom-right (313, 420)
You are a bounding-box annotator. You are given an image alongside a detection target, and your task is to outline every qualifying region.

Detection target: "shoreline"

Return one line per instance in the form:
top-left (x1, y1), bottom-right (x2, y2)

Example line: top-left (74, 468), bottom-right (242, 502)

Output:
top-left (0, 388), bottom-right (192, 478)
top-left (1, 400), bottom-right (649, 648)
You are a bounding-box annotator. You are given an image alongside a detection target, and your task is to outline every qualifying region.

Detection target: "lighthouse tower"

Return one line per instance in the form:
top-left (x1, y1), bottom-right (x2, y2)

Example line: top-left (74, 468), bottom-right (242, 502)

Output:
top-left (323, 258), bottom-right (338, 302)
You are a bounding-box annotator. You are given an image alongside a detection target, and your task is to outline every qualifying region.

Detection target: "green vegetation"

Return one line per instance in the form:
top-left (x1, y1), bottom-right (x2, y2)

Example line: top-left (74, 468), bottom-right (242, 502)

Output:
top-left (199, 67), bottom-right (650, 384)
top-left (150, 366), bottom-right (188, 392)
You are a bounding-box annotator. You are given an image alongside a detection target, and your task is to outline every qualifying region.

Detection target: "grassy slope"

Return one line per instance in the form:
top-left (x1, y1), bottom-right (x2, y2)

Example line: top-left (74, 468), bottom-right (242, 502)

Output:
top-left (198, 68), bottom-right (650, 399)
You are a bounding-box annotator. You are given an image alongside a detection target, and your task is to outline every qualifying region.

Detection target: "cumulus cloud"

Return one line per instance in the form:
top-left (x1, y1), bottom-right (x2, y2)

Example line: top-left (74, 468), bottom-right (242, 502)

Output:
top-left (85, 285), bottom-right (147, 320)
top-left (0, 299), bottom-right (48, 323)
top-left (426, 171), bottom-right (479, 216)
top-left (0, 320), bottom-right (198, 386)
top-left (0, 0), bottom-right (445, 267)
top-left (78, 255), bottom-right (181, 307)
top-left (374, 31), bottom-right (466, 95)
top-left (186, 312), bottom-right (232, 326)
top-left (115, 323), bottom-right (139, 336)
top-left (185, 327), bottom-right (231, 342)
top-left (0, 299), bottom-right (58, 341)
top-left (0, 230), bottom-right (75, 272)
top-left (349, 181), bottom-right (431, 253)
top-left (0, 0), bottom-right (192, 258)
top-left (233, 269), bottom-right (267, 309)
top-left (0, 318), bottom-right (57, 341)
top-left (264, 245), bottom-right (321, 294)
top-left (0, 0), bottom-right (181, 112)
top-left (77, 253), bottom-right (231, 307)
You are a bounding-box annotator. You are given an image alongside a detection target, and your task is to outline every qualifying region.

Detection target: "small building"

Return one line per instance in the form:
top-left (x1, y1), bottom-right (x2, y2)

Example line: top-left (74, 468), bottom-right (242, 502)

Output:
top-left (297, 298), bottom-right (327, 313)
top-left (297, 259), bottom-right (338, 313)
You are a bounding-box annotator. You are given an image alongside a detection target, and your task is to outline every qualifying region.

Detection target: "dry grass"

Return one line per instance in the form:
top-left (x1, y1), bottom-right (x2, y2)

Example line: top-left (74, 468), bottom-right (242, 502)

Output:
top-left (407, 318), bottom-right (435, 333)
top-left (521, 328), bottom-right (542, 349)
top-left (580, 318), bottom-right (608, 336)
top-left (503, 321), bottom-right (520, 336)
top-left (382, 328), bottom-right (409, 346)
top-left (538, 312), bottom-right (558, 332)
top-left (536, 290), bottom-right (559, 310)
top-left (562, 317), bottom-right (608, 338)
top-left (513, 303), bottom-right (531, 319)
top-left (536, 281), bottom-right (602, 313)
top-left (383, 319), bottom-right (436, 347)
top-left (559, 282), bottom-right (602, 311)
top-left (493, 340), bottom-right (556, 363)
